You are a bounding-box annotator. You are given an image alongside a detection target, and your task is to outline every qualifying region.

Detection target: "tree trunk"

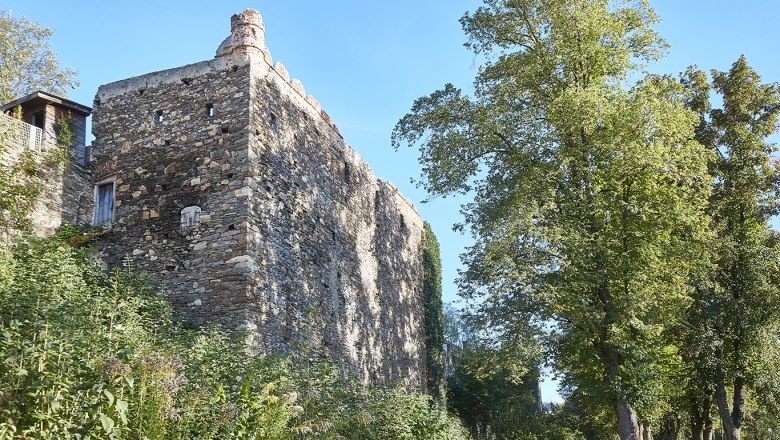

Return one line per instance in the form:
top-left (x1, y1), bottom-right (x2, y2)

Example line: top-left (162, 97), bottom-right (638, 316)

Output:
top-left (691, 393), bottom-right (704, 440)
top-left (642, 420), bottom-right (653, 440)
top-left (533, 374), bottom-right (543, 413)
top-left (691, 390), bottom-right (714, 440)
top-left (731, 378), bottom-right (746, 438)
top-left (704, 424), bottom-right (714, 440)
top-left (657, 414), bottom-right (678, 440)
top-left (617, 398), bottom-right (641, 440)
top-left (703, 391), bottom-right (714, 440)
top-left (715, 375), bottom-right (744, 440)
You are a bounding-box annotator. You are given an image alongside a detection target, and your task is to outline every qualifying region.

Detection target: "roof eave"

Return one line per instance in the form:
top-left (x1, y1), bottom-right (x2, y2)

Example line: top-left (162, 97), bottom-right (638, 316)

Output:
top-left (0, 91), bottom-right (92, 116)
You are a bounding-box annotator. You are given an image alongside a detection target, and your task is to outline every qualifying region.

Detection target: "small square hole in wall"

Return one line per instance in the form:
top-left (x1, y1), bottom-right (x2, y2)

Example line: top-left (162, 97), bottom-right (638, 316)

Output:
top-left (154, 110), bottom-right (164, 123)
top-left (206, 103), bottom-right (215, 117)
top-left (221, 126), bottom-right (229, 134)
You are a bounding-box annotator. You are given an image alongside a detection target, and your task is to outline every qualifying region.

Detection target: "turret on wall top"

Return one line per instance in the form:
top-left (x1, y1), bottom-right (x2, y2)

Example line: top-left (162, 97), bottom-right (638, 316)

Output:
top-left (215, 9), bottom-right (268, 63)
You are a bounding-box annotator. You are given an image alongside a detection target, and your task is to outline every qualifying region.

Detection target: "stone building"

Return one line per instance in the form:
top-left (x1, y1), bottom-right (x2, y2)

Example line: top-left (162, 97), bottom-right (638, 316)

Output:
top-left (0, 92), bottom-right (93, 235)
top-left (0, 9), bottom-right (428, 387)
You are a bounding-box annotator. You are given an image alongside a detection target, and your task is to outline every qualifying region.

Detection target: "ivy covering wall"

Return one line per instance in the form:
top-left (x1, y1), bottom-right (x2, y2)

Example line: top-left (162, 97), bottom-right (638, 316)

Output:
top-left (422, 221), bottom-right (445, 402)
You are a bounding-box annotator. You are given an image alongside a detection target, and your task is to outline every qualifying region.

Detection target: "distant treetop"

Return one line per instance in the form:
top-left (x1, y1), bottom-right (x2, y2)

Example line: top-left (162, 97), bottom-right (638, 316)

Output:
top-left (0, 10), bottom-right (79, 105)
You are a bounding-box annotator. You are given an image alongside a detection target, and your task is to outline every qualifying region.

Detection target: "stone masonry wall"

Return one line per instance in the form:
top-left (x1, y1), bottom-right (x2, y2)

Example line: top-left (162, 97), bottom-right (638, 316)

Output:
top-left (31, 106), bottom-right (92, 235)
top-left (245, 56), bottom-right (426, 387)
top-left (90, 8), bottom-right (427, 388)
top-left (30, 162), bottom-right (92, 236)
top-left (92, 59), bottom-right (255, 327)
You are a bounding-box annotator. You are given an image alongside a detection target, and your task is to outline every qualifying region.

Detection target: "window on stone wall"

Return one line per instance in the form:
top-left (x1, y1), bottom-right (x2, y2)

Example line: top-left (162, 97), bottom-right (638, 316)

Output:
top-left (180, 206), bottom-right (201, 228)
top-left (154, 110), bottom-right (164, 123)
top-left (270, 113), bottom-right (278, 129)
top-left (206, 103), bottom-right (215, 117)
top-left (344, 162), bottom-right (351, 184)
top-left (94, 181), bottom-right (115, 225)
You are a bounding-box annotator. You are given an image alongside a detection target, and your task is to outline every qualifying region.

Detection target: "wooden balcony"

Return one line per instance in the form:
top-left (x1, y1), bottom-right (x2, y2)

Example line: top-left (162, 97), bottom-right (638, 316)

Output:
top-left (0, 111), bottom-right (46, 152)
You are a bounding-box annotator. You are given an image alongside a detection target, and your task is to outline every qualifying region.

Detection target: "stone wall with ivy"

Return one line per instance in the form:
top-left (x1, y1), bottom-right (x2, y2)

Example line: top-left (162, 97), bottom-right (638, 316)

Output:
top-left (422, 222), bottom-right (445, 400)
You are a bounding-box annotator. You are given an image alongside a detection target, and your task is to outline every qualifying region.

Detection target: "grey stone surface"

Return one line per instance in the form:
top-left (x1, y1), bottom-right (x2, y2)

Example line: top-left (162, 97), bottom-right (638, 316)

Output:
top-left (88, 9), bottom-right (427, 388)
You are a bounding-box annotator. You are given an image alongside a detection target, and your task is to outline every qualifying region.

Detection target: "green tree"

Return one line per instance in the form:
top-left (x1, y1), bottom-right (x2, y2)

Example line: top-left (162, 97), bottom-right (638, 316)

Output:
top-left (393, 1), bottom-right (712, 438)
top-left (0, 10), bottom-right (78, 104)
top-left (683, 56), bottom-right (780, 440)
top-left (678, 65), bottom-right (718, 440)
top-left (442, 306), bottom-right (566, 439)
top-left (447, 342), bottom-right (554, 439)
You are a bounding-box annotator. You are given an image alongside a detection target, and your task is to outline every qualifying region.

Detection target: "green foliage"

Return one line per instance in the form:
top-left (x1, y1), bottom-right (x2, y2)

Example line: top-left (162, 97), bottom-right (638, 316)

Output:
top-left (680, 56), bottom-right (780, 439)
top-left (393, 0), bottom-right (712, 436)
top-left (442, 306), bottom-right (582, 440)
top-left (448, 344), bottom-right (540, 439)
top-left (423, 222), bottom-right (446, 402)
top-left (0, 10), bottom-right (79, 104)
top-left (0, 235), bottom-right (469, 439)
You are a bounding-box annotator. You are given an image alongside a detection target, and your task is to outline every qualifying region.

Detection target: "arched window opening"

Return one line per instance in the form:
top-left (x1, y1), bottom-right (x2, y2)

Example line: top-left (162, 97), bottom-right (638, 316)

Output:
top-left (181, 206), bottom-right (201, 228)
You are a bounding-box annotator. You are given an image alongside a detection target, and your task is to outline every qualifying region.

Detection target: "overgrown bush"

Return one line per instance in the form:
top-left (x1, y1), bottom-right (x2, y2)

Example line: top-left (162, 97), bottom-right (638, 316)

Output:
top-left (0, 233), bottom-right (468, 439)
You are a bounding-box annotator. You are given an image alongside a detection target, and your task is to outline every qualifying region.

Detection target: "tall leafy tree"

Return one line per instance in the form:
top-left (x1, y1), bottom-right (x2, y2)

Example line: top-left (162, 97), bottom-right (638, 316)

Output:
top-left (684, 56), bottom-right (780, 440)
top-left (393, 1), bottom-right (712, 438)
top-left (678, 65), bottom-right (719, 440)
top-left (0, 10), bottom-right (78, 103)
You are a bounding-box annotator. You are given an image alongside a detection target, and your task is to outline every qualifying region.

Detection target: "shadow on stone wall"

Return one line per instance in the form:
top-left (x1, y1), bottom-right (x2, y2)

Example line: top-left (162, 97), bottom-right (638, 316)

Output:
top-left (247, 117), bottom-right (424, 388)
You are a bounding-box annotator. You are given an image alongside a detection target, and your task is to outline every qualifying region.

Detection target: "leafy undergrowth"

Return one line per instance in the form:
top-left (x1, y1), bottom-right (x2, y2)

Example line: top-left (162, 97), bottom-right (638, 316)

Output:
top-left (0, 234), bottom-right (467, 439)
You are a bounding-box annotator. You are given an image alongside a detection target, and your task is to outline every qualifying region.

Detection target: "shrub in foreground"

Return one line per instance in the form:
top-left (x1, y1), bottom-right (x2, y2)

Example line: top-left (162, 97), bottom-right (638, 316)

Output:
top-left (0, 235), bottom-right (467, 439)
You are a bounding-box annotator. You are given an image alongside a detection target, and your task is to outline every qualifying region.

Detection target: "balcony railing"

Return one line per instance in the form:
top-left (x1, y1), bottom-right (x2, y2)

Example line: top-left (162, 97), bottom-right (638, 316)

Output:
top-left (0, 111), bottom-right (45, 152)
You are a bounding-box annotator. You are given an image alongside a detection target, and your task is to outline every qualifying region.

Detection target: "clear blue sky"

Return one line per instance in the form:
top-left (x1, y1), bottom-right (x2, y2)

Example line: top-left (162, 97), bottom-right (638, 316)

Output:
top-left (5, 0), bottom-right (780, 403)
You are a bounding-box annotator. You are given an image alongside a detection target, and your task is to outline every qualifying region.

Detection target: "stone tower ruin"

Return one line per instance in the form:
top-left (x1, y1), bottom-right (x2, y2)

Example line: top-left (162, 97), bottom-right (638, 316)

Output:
top-left (87, 9), bottom-right (427, 386)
